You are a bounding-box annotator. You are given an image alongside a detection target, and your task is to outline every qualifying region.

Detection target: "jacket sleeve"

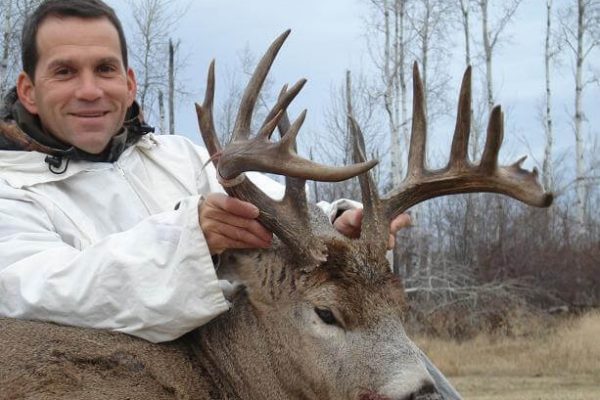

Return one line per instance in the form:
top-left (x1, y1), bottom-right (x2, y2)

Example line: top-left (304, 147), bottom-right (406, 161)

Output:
top-left (317, 198), bottom-right (363, 222)
top-left (0, 183), bottom-right (229, 343)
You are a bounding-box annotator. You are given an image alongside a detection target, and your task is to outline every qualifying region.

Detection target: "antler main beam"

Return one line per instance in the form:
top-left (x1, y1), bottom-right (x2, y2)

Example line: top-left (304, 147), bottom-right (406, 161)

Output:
top-left (350, 63), bottom-right (553, 246)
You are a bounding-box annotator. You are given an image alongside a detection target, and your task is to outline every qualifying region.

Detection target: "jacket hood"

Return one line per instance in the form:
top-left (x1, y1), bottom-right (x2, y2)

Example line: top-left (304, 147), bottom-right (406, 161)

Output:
top-left (0, 87), bottom-right (154, 167)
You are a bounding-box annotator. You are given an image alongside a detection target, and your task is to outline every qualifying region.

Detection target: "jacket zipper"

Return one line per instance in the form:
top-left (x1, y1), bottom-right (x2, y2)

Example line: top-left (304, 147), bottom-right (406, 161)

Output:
top-left (114, 163), bottom-right (153, 215)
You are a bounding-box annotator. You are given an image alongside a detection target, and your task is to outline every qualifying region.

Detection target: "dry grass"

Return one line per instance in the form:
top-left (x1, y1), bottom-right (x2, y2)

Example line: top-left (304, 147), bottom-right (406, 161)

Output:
top-left (414, 311), bottom-right (600, 399)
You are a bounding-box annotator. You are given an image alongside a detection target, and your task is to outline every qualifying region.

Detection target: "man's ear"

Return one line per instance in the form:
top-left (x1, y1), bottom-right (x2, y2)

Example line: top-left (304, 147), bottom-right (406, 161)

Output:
top-left (126, 67), bottom-right (137, 106)
top-left (16, 72), bottom-right (38, 115)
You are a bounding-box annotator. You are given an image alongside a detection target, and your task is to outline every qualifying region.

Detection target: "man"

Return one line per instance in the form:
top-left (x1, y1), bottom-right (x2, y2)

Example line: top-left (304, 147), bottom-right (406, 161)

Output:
top-left (0, 0), bottom-right (410, 343)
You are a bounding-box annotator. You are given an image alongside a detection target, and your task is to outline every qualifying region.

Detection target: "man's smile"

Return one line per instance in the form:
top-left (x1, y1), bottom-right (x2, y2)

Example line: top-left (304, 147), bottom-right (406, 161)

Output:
top-left (69, 110), bottom-right (110, 119)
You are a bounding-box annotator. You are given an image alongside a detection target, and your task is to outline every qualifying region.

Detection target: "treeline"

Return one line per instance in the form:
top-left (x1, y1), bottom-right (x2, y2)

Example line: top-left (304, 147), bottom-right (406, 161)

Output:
top-left (307, 0), bottom-right (600, 336)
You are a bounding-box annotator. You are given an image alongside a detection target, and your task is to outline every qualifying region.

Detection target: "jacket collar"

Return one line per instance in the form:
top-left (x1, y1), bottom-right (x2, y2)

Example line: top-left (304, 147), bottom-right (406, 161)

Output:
top-left (0, 87), bottom-right (154, 167)
top-left (0, 133), bottom-right (158, 189)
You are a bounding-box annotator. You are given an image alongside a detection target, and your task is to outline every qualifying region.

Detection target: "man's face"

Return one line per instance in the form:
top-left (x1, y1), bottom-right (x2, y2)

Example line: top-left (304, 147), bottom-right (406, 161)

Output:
top-left (17, 16), bottom-right (136, 154)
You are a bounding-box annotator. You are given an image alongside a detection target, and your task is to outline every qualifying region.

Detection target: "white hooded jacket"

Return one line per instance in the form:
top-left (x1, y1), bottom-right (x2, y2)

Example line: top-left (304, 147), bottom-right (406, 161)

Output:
top-left (0, 133), bottom-right (356, 343)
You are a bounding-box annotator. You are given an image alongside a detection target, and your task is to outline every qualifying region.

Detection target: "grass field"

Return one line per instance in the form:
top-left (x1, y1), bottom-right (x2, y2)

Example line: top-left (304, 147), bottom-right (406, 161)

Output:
top-left (414, 311), bottom-right (600, 399)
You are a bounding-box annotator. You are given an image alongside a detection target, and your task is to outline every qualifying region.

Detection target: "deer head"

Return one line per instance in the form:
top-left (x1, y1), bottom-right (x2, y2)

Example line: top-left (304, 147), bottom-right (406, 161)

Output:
top-left (195, 30), bottom-right (552, 400)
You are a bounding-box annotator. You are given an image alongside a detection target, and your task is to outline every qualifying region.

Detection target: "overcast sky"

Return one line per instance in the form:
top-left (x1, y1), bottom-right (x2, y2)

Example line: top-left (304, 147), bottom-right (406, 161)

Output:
top-left (108, 0), bottom-right (599, 175)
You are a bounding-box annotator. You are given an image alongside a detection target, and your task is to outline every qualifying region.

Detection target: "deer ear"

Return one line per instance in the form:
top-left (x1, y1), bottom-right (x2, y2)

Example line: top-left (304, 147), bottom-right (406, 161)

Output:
top-left (216, 251), bottom-right (274, 306)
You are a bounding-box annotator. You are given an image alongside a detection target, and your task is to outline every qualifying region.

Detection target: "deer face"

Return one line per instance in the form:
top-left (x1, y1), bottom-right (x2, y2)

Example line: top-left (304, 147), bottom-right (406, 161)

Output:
top-left (220, 236), bottom-right (437, 400)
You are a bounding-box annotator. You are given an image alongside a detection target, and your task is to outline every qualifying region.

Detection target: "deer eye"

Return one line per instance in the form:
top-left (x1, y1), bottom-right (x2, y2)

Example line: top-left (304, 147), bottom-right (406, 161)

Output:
top-left (314, 307), bottom-right (337, 325)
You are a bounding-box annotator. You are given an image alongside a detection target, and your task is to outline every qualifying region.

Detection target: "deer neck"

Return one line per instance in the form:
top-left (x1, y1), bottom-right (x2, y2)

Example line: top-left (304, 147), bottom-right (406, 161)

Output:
top-left (191, 288), bottom-right (327, 400)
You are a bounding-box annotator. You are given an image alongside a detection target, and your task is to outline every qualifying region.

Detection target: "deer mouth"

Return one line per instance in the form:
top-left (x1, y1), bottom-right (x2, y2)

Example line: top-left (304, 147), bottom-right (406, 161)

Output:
top-left (359, 391), bottom-right (392, 400)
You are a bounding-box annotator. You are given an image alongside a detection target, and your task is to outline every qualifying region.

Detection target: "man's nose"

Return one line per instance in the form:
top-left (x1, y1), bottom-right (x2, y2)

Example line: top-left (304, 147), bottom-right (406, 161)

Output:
top-left (75, 72), bottom-right (103, 101)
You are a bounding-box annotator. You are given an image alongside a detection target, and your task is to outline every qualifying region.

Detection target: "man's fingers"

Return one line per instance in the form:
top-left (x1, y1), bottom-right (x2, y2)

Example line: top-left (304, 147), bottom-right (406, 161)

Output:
top-left (205, 193), bottom-right (259, 219)
top-left (203, 207), bottom-right (272, 242)
top-left (387, 213), bottom-right (412, 250)
top-left (388, 234), bottom-right (395, 250)
top-left (207, 232), bottom-right (264, 254)
top-left (333, 208), bottom-right (363, 238)
top-left (208, 219), bottom-right (272, 248)
top-left (199, 193), bottom-right (273, 255)
top-left (390, 213), bottom-right (412, 235)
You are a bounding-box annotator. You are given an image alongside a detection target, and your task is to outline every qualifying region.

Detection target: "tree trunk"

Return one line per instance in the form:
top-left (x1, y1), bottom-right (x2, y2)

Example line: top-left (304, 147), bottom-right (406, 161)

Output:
top-left (574, 0), bottom-right (586, 237)
top-left (384, 0), bottom-right (403, 187)
top-left (168, 39), bottom-right (175, 135)
top-left (158, 90), bottom-right (166, 135)
top-left (543, 0), bottom-right (555, 192)
top-left (480, 0), bottom-right (494, 112)
top-left (0, 0), bottom-right (12, 99)
top-left (458, 0), bottom-right (471, 66)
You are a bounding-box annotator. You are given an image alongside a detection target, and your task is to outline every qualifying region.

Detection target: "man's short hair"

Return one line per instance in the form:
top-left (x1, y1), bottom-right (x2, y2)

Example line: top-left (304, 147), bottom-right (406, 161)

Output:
top-left (21, 0), bottom-right (128, 80)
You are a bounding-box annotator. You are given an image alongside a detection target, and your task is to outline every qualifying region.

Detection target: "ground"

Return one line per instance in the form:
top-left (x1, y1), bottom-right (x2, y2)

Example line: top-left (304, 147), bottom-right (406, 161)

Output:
top-left (414, 312), bottom-right (600, 400)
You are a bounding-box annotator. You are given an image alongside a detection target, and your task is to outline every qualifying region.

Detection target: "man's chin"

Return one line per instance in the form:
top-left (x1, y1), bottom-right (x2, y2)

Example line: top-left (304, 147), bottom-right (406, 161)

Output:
top-left (71, 136), bottom-right (112, 155)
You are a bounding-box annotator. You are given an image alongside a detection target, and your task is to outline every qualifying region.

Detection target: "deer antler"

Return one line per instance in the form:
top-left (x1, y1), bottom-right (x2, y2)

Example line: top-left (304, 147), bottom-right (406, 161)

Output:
top-left (196, 30), bottom-right (377, 266)
top-left (352, 63), bottom-right (553, 246)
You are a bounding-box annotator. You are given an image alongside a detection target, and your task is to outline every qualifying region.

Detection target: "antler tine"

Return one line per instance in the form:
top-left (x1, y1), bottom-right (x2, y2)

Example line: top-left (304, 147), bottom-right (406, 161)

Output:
top-left (349, 115), bottom-right (387, 250)
top-left (232, 30), bottom-right (291, 140)
top-left (257, 110), bottom-right (284, 140)
top-left (407, 62), bottom-right (427, 177)
top-left (279, 109), bottom-right (306, 151)
top-left (448, 66), bottom-right (472, 169)
top-left (273, 93), bottom-right (310, 219)
top-left (217, 109), bottom-right (377, 182)
top-left (479, 106), bottom-right (503, 174)
top-left (380, 65), bottom-right (553, 222)
top-left (195, 60), bottom-right (221, 166)
top-left (275, 84), bottom-right (292, 141)
top-left (259, 79), bottom-right (307, 137)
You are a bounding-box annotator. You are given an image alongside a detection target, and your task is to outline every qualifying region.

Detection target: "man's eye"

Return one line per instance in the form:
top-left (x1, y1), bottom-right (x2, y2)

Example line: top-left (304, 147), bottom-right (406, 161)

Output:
top-left (98, 64), bottom-right (117, 74)
top-left (55, 68), bottom-right (72, 76)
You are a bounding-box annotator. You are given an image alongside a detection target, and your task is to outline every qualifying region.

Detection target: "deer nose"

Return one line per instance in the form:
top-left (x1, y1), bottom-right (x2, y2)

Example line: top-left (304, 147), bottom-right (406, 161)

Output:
top-left (406, 382), bottom-right (442, 400)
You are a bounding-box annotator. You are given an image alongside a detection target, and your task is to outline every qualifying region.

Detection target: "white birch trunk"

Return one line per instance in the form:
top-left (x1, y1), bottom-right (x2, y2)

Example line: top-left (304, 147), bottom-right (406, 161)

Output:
top-left (480, 0), bottom-right (494, 112)
top-left (459, 0), bottom-right (471, 66)
top-left (574, 0), bottom-right (587, 236)
top-left (383, 0), bottom-right (403, 187)
top-left (543, 0), bottom-right (555, 192)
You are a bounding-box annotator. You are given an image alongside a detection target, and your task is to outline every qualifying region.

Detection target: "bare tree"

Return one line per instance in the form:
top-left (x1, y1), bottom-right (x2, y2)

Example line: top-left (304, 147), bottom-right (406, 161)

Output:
top-left (365, 0), bottom-right (411, 187)
top-left (456, 0), bottom-right (472, 66)
top-left (126, 0), bottom-right (188, 132)
top-left (543, 0), bottom-right (557, 192)
top-left (168, 39), bottom-right (176, 135)
top-left (450, 0), bottom-right (484, 268)
top-left (475, 0), bottom-right (522, 111)
top-left (558, 0), bottom-right (600, 237)
top-left (0, 0), bottom-right (14, 98)
top-left (0, 0), bottom-right (43, 99)
top-left (157, 90), bottom-right (165, 134)
top-left (408, 0), bottom-right (452, 123)
top-left (316, 70), bottom-right (381, 203)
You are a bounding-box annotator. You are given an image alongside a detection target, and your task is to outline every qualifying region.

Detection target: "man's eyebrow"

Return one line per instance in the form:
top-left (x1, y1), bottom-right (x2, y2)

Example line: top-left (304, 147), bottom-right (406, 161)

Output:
top-left (96, 57), bottom-right (122, 65)
top-left (45, 57), bottom-right (123, 70)
top-left (46, 59), bottom-right (72, 70)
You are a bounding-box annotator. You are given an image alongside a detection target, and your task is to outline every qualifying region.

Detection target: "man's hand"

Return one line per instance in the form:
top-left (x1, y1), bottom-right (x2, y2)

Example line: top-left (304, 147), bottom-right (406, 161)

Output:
top-left (199, 193), bottom-right (273, 255)
top-left (333, 208), bottom-right (411, 250)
